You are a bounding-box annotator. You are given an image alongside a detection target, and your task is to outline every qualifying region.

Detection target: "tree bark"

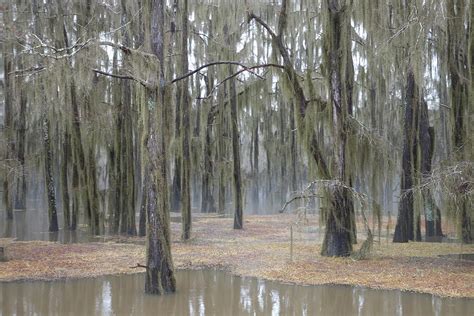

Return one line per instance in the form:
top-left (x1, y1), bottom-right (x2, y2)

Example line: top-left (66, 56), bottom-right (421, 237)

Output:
top-left (61, 131), bottom-right (71, 229)
top-left (230, 70), bottom-right (243, 229)
top-left (201, 73), bottom-right (217, 213)
top-left (447, 0), bottom-right (471, 243)
top-left (42, 116), bottom-right (59, 232)
top-left (223, 23), bottom-right (243, 229)
top-left (393, 70), bottom-right (417, 243)
top-left (56, 0), bottom-right (85, 231)
top-left (145, 0), bottom-right (176, 294)
top-left (118, 0), bottom-right (137, 236)
top-left (252, 118), bottom-right (259, 210)
top-left (2, 6), bottom-right (14, 220)
top-left (138, 174), bottom-right (147, 237)
top-left (180, 0), bottom-right (192, 240)
top-left (419, 101), bottom-right (443, 239)
top-left (171, 0), bottom-right (182, 214)
top-left (14, 72), bottom-right (27, 210)
top-left (321, 0), bottom-right (354, 256)
top-left (289, 102), bottom-right (297, 196)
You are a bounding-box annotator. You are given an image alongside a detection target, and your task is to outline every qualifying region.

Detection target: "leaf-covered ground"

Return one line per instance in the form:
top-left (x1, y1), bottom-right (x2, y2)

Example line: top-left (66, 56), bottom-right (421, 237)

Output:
top-left (1, 214), bottom-right (473, 298)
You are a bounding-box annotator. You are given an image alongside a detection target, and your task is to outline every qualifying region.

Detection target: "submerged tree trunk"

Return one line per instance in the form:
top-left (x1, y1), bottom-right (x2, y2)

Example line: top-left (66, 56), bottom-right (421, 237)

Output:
top-left (86, 147), bottom-right (101, 235)
top-left (14, 79), bottom-right (27, 210)
top-left (42, 116), bottom-right (59, 232)
top-left (145, 0), bottom-right (176, 295)
top-left (69, 86), bottom-right (81, 232)
top-left (56, 3), bottom-right (84, 231)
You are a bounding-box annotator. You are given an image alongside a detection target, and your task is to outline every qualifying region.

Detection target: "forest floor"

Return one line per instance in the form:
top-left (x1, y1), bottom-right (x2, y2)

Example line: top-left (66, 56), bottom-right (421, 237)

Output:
top-left (1, 213), bottom-right (473, 298)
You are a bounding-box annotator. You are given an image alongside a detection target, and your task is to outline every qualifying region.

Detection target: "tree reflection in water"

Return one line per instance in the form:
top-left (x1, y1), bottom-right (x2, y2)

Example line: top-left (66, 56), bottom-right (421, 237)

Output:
top-left (1, 270), bottom-right (473, 315)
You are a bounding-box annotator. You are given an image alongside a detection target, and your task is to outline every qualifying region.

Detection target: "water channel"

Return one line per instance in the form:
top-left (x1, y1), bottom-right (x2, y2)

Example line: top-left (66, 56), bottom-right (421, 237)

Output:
top-left (1, 270), bottom-right (472, 315)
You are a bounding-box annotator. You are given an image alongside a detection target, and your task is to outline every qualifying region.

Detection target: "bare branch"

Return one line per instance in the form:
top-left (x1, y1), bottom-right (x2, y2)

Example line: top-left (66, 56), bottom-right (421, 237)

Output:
top-left (200, 63), bottom-right (284, 99)
top-left (17, 33), bottom-right (95, 60)
top-left (247, 13), bottom-right (277, 38)
top-left (171, 61), bottom-right (283, 84)
top-left (8, 66), bottom-right (46, 77)
top-left (98, 41), bottom-right (159, 61)
top-left (92, 68), bottom-right (152, 88)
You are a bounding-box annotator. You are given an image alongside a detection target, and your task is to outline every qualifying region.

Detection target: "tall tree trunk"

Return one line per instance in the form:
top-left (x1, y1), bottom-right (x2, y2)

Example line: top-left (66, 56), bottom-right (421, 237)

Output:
top-left (419, 98), bottom-right (443, 239)
top-left (252, 118), bottom-right (259, 210)
top-left (61, 130), bottom-right (71, 229)
top-left (110, 44), bottom-right (121, 234)
top-left (56, 1), bottom-right (85, 231)
top-left (75, 0), bottom-right (99, 235)
top-left (180, 0), bottom-right (191, 240)
top-left (289, 102), bottom-right (297, 196)
top-left (200, 66), bottom-right (217, 212)
top-left (14, 74), bottom-right (27, 210)
top-left (393, 70), bottom-right (418, 243)
top-left (2, 6), bottom-right (14, 219)
top-left (145, 0), bottom-right (176, 294)
top-left (42, 116), bottom-right (59, 232)
top-left (69, 77), bottom-right (83, 233)
top-left (217, 87), bottom-right (227, 215)
top-left (224, 22), bottom-right (243, 229)
top-left (171, 80), bottom-right (182, 213)
top-left (321, 0), bottom-right (354, 256)
top-left (81, 76), bottom-right (101, 235)
top-left (447, 0), bottom-right (471, 243)
top-left (279, 102), bottom-right (287, 207)
top-left (33, 0), bottom-right (58, 232)
top-left (118, 1), bottom-right (137, 235)
top-left (201, 97), bottom-right (217, 213)
top-left (86, 147), bottom-right (101, 235)
top-left (230, 71), bottom-right (243, 229)
top-left (71, 147), bottom-right (79, 231)
top-left (170, 0), bottom-right (181, 213)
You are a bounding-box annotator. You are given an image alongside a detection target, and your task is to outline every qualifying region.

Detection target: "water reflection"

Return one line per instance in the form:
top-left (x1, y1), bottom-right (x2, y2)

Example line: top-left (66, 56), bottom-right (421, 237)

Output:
top-left (0, 208), bottom-right (98, 244)
top-left (1, 270), bottom-right (473, 315)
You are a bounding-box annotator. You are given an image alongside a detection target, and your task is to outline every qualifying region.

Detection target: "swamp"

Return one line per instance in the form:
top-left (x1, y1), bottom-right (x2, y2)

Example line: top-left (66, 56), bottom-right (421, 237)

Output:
top-left (1, 0), bottom-right (474, 315)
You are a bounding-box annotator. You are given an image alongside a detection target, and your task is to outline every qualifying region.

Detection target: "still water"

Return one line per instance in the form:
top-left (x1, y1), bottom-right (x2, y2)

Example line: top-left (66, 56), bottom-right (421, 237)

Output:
top-left (1, 270), bottom-right (472, 315)
top-left (0, 209), bottom-right (100, 243)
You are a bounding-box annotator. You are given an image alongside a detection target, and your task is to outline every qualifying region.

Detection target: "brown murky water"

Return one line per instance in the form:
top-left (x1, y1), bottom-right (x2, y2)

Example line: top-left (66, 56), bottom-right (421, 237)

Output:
top-left (1, 270), bottom-right (472, 315)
